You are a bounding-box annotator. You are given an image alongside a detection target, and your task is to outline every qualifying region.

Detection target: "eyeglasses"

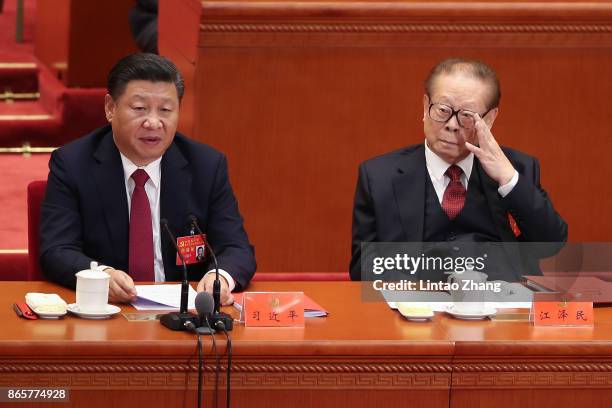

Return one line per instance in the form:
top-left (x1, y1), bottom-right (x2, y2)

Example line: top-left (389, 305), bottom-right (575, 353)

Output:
top-left (428, 102), bottom-right (492, 129)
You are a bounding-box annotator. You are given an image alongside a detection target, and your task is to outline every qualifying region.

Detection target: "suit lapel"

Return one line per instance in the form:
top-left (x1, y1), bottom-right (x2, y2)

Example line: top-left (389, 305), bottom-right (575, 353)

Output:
top-left (476, 159), bottom-right (515, 242)
top-left (392, 145), bottom-right (426, 241)
top-left (476, 159), bottom-right (523, 277)
top-left (92, 131), bottom-right (129, 265)
top-left (160, 142), bottom-right (191, 280)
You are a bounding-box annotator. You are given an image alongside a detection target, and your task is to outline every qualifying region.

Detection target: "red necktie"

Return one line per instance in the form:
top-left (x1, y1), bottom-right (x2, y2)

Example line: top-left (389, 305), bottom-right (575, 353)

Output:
top-left (129, 169), bottom-right (154, 281)
top-left (442, 165), bottom-right (466, 220)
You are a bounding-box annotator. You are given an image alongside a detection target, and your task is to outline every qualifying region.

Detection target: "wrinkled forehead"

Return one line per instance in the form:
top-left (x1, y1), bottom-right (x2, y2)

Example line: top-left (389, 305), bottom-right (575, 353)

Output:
top-left (116, 80), bottom-right (179, 103)
top-left (429, 72), bottom-right (492, 110)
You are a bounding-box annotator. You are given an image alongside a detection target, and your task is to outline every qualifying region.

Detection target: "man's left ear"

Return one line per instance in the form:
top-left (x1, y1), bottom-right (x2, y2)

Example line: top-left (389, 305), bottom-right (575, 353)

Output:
top-left (484, 107), bottom-right (499, 128)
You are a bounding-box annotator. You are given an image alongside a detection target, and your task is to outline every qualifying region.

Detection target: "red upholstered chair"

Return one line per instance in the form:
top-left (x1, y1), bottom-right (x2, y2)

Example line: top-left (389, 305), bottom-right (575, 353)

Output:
top-left (0, 251), bottom-right (29, 280)
top-left (27, 180), bottom-right (47, 281)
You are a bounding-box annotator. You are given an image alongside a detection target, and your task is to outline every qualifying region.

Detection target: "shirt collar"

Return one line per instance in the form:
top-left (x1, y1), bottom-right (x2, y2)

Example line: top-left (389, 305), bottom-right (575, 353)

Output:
top-left (424, 139), bottom-right (474, 182)
top-left (119, 152), bottom-right (162, 189)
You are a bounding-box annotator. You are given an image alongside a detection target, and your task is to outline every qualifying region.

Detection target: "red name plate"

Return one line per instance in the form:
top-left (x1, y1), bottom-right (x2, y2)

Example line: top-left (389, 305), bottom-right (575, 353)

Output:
top-left (533, 300), bottom-right (593, 326)
top-left (244, 292), bottom-right (305, 327)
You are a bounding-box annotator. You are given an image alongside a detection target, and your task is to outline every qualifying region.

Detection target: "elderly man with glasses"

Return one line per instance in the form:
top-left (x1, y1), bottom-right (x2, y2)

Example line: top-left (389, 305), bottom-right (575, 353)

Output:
top-left (350, 58), bottom-right (567, 282)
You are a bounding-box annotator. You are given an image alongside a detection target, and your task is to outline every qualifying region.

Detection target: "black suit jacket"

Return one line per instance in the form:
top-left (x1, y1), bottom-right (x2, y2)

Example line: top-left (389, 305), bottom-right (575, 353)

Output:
top-left (40, 125), bottom-right (256, 290)
top-left (350, 144), bottom-right (567, 280)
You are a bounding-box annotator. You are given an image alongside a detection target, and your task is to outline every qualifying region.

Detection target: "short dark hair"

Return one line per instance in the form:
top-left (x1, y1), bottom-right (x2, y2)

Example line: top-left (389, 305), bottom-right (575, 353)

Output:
top-left (107, 53), bottom-right (184, 101)
top-left (424, 58), bottom-right (501, 110)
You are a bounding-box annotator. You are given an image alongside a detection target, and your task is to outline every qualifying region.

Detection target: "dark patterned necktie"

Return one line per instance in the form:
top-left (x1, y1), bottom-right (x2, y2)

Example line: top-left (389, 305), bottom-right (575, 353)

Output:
top-left (442, 165), bottom-right (466, 220)
top-left (129, 169), bottom-right (154, 281)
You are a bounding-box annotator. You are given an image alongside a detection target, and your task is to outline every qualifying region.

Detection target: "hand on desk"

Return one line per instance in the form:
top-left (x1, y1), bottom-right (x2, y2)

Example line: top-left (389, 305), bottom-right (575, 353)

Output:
top-left (197, 273), bottom-right (234, 306)
top-left (102, 267), bottom-right (233, 305)
top-left (104, 268), bottom-right (137, 303)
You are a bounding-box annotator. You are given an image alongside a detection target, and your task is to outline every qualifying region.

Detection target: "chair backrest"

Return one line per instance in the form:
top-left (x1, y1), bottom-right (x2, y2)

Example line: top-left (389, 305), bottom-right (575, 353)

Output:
top-left (253, 272), bottom-right (349, 281)
top-left (0, 251), bottom-right (29, 281)
top-left (27, 180), bottom-right (47, 280)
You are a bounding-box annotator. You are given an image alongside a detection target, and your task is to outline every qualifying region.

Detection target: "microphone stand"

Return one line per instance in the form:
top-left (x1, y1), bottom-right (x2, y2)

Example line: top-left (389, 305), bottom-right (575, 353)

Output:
top-left (189, 215), bottom-right (233, 331)
top-left (159, 219), bottom-right (198, 331)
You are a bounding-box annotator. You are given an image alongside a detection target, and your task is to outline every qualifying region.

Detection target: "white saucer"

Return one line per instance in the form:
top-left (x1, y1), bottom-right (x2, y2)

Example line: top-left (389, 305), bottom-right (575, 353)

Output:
top-left (402, 315), bottom-right (434, 322)
top-left (397, 303), bottom-right (434, 321)
top-left (67, 304), bottom-right (121, 319)
top-left (445, 305), bottom-right (496, 320)
top-left (33, 309), bottom-right (67, 319)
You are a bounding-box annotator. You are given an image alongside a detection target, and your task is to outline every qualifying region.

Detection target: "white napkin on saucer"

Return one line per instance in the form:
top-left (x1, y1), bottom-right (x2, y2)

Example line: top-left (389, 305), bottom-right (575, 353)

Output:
top-left (25, 293), bottom-right (68, 314)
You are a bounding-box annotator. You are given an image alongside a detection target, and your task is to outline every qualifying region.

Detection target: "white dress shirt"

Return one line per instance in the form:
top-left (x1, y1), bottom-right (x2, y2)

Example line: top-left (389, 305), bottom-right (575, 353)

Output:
top-left (424, 140), bottom-right (518, 202)
top-left (116, 153), bottom-right (236, 290)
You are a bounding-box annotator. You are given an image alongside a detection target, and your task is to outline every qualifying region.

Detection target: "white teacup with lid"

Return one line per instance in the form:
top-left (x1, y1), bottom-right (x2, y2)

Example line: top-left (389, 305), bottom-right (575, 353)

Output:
top-left (447, 268), bottom-right (488, 314)
top-left (75, 261), bottom-right (110, 313)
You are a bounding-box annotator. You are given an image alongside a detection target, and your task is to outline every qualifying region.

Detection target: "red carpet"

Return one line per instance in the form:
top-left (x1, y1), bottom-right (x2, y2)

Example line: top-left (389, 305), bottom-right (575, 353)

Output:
top-left (0, 65), bottom-right (106, 147)
top-left (0, 0), bottom-right (107, 148)
top-left (0, 0), bottom-right (37, 93)
top-left (0, 1), bottom-right (107, 276)
top-left (0, 62), bottom-right (39, 93)
top-left (0, 153), bottom-right (50, 249)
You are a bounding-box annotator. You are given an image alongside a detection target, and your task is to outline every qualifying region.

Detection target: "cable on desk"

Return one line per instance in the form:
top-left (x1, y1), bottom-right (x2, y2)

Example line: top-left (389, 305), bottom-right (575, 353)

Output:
top-left (184, 321), bottom-right (204, 408)
top-left (205, 318), bottom-right (220, 408)
top-left (217, 322), bottom-right (232, 408)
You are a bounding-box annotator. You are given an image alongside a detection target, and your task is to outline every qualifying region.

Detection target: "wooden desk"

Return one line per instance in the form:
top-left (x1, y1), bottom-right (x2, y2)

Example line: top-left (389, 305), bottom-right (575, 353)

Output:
top-left (1, 281), bottom-right (612, 407)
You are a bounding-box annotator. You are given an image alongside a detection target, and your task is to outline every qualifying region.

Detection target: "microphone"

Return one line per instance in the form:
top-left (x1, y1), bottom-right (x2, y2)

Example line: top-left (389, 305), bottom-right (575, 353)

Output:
top-left (195, 291), bottom-right (215, 317)
top-left (189, 215), bottom-right (233, 331)
top-left (194, 292), bottom-right (215, 335)
top-left (159, 219), bottom-right (198, 331)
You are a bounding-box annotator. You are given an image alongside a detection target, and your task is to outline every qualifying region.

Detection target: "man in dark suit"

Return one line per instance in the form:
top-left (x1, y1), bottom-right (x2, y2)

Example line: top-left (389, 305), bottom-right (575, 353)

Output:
top-left (350, 58), bottom-right (567, 282)
top-left (40, 53), bottom-right (256, 303)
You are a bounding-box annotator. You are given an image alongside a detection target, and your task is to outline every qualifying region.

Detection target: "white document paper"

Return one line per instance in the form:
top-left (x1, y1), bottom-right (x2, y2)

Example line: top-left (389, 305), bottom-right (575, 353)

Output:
top-left (131, 284), bottom-right (197, 311)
